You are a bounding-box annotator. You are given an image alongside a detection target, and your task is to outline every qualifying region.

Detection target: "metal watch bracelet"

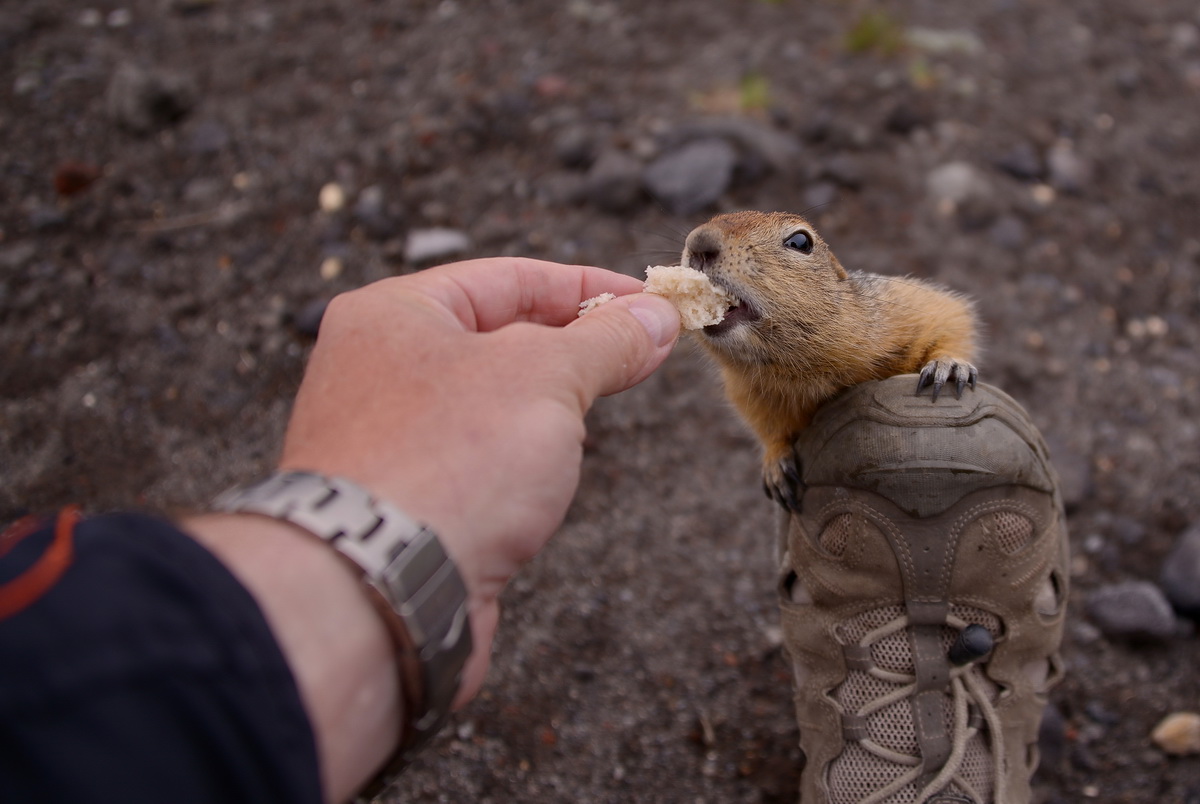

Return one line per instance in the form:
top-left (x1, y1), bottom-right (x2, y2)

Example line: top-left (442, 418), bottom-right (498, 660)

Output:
top-left (212, 471), bottom-right (472, 787)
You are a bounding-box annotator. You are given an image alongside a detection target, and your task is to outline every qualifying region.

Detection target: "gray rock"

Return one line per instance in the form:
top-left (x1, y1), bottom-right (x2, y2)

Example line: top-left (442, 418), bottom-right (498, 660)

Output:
top-left (580, 149), bottom-right (643, 213)
top-left (1045, 436), bottom-right (1091, 510)
top-left (353, 185), bottom-right (396, 239)
top-left (1161, 524), bottom-right (1200, 618)
top-left (553, 124), bottom-right (600, 169)
top-left (667, 117), bottom-right (803, 174)
top-left (404, 227), bottom-right (471, 264)
top-left (926, 161), bottom-right (992, 208)
top-left (988, 215), bottom-right (1028, 249)
top-left (292, 298), bottom-right (330, 337)
top-left (0, 241), bottom-right (38, 270)
top-left (1085, 581), bottom-right (1177, 641)
top-left (995, 142), bottom-right (1044, 181)
top-left (1047, 140), bottom-right (1092, 193)
top-left (187, 119), bottom-right (230, 155)
top-left (803, 182), bottom-right (838, 211)
top-left (28, 205), bottom-right (67, 231)
top-left (820, 153), bottom-right (863, 189)
top-left (106, 63), bottom-right (197, 134)
top-left (643, 139), bottom-right (737, 216)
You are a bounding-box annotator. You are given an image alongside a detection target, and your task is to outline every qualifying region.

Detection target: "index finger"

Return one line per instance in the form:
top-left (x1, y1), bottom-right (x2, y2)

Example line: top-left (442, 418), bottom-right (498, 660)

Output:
top-left (401, 257), bottom-right (646, 332)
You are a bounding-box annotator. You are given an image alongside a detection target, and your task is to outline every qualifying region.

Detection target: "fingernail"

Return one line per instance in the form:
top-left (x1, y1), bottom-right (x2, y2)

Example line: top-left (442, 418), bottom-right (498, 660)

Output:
top-left (628, 295), bottom-right (680, 348)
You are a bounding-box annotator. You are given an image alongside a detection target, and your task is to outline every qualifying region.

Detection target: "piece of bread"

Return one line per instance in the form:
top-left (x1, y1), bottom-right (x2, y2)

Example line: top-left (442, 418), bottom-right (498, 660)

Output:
top-left (642, 264), bottom-right (734, 330)
top-left (577, 265), bottom-right (733, 331)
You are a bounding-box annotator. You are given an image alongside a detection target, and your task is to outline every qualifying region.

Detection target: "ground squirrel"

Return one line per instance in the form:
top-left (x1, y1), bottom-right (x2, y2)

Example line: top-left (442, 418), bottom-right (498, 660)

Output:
top-left (683, 210), bottom-right (978, 509)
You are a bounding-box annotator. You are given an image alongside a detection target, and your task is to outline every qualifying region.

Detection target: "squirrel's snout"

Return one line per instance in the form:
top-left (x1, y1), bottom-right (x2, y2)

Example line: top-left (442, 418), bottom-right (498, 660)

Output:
top-left (684, 226), bottom-right (723, 272)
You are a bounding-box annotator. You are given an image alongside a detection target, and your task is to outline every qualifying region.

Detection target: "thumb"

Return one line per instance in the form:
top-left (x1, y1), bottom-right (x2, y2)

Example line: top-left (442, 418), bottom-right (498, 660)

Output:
top-left (560, 293), bottom-right (680, 401)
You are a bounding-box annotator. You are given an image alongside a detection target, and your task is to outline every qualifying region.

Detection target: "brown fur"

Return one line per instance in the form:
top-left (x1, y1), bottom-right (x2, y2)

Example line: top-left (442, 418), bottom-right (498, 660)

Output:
top-left (683, 211), bottom-right (978, 501)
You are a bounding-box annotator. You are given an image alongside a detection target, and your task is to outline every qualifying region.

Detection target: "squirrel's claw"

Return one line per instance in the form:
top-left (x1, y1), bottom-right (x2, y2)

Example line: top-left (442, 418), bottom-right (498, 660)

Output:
top-left (763, 450), bottom-right (804, 512)
top-left (917, 358), bottom-right (978, 401)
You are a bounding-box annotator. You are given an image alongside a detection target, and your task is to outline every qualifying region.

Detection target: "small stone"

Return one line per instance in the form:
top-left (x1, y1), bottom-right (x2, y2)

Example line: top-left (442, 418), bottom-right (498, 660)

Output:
top-left (1160, 524), bottom-right (1200, 617)
top-left (926, 161), bottom-right (991, 211)
top-left (107, 8), bottom-right (133, 27)
top-left (319, 256), bottom-right (343, 280)
top-left (995, 142), bottom-right (1044, 181)
top-left (1047, 139), bottom-right (1092, 193)
top-left (905, 27), bottom-right (984, 55)
top-left (318, 182), bottom-right (346, 213)
top-left (187, 119), bottom-right (230, 155)
top-left (404, 228), bottom-right (471, 264)
top-left (803, 182), bottom-right (838, 211)
top-left (29, 205), bottom-right (67, 231)
top-left (988, 215), bottom-right (1028, 249)
top-left (665, 117), bottom-right (803, 174)
top-left (553, 124), bottom-right (599, 169)
top-left (0, 241), bottom-right (38, 270)
top-left (579, 149), bottom-right (644, 213)
top-left (1085, 581), bottom-right (1177, 641)
top-left (106, 63), bottom-right (196, 134)
top-left (643, 139), bottom-right (737, 216)
top-left (1152, 712), bottom-right (1200, 756)
top-left (52, 161), bottom-right (101, 197)
top-left (292, 298), bottom-right (330, 337)
top-left (820, 153), bottom-right (863, 189)
top-left (353, 185), bottom-right (395, 239)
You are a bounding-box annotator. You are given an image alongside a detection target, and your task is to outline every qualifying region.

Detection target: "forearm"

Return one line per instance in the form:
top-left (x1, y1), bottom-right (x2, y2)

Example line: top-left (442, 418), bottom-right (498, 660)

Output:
top-left (183, 513), bottom-right (401, 804)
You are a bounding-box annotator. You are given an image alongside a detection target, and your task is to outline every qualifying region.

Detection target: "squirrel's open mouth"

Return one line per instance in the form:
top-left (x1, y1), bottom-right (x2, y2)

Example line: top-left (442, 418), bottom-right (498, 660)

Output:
top-left (703, 283), bottom-right (761, 337)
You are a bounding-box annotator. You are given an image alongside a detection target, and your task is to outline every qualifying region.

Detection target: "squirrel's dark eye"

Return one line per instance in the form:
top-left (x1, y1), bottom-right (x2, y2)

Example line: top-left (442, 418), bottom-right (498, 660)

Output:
top-left (784, 230), bottom-right (814, 254)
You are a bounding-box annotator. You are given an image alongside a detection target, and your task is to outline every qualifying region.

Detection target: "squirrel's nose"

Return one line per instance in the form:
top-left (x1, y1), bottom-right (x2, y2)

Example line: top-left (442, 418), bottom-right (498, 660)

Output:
top-left (684, 226), bottom-right (723, 272)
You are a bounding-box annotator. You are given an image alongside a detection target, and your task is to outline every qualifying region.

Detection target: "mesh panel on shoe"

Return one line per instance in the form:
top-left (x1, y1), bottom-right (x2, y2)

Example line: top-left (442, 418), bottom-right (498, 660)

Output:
top-left (828, 605), bottom-right (1000, 804)
top-left (985, 511), bottom-right (1034, 554)
top-left (820, 513), bottom-right (860, 556)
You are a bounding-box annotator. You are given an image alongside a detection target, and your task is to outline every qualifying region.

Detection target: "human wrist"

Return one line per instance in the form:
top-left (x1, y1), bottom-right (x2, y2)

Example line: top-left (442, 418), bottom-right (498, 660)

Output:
top-left (210, 471), bottom-right (473, 784)
top-left (182, 511), bottom-right (401, 802)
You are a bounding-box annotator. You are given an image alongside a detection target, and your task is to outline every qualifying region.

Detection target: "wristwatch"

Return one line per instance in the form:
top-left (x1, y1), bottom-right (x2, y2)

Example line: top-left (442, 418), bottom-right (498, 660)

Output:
top-left (212, 471), bottom-right (472, 787)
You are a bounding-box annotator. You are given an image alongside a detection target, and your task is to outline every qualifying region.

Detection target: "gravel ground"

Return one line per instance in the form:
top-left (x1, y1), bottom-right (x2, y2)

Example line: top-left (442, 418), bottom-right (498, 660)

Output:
top-left (3, 1), bottom-right (1200, 802)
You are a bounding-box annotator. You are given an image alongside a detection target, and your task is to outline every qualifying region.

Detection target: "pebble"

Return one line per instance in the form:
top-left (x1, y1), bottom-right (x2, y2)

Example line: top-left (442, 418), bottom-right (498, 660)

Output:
top-left (106, 63), bottom-right (197, 134)
top-left (995, 142), bottom-right (1044, 181)
top-left (0, 241), bottom-right (38, 270)
top-left (926, 161), bottom-right (991, 211)
top-left (553, 124), bottom-right (600, 169)
top-left (1047, 139), bottom-right (1092, 193)
top-left (319, 256), bottom-right (343, 280)
top-left (1160, 524), bottom-right (1200, 617)
top-left (1151, 712), bottom-right (1200, 756)
top-left (820, 153), bottom-right (863, 189)
top-left (665, 117), bottom-right (803, 174)
top-left (353, 185), bottom-right (394, 239)
top-left (318, 182), bottom-right (346, 213)
top-left (988, 215), bottom-right (1028, 249)
top-left (404, 227), bottom-right (471, 264)
top-left (292, 298), bottom-right (330, 337)
top-left (643, 138), bottom-right (737, 216)
top-left (1085, 581), bottom-right (1177, 641)
top-left (803, 182), bottom-right (838, 211)
top-left (187, 119), bottom-right (230, 155)
top-left (579, 149), bottom-right (644, 213)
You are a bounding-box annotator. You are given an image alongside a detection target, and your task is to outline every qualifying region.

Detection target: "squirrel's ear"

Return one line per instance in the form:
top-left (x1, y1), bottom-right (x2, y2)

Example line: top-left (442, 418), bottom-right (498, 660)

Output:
top-left (830, 252), bottom-right (849, 280)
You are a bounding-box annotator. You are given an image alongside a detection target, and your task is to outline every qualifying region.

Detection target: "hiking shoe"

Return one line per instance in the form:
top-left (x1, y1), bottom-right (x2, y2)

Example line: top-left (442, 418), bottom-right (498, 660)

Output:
top-left (778, 376), bottom-right (1068, 804)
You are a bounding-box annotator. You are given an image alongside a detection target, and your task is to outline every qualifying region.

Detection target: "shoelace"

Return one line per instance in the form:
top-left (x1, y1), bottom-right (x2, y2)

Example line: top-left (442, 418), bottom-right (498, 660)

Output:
top-left (849, 612), bottom-right (1006, 804)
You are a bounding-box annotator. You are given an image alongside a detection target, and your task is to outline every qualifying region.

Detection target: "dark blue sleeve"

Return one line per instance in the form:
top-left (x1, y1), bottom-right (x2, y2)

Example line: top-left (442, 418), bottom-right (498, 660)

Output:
top-left (0, 510), bottom-right (323, 804)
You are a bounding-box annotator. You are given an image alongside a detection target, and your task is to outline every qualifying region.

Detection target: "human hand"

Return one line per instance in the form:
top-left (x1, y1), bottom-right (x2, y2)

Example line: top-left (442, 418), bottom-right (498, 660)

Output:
top-left (278, 257), bottom-right (680, 704)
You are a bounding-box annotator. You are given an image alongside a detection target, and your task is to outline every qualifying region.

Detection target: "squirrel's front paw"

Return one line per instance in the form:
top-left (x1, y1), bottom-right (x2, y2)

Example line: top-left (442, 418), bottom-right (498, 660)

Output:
top-left (762, 448), bottom-right (804, 512)
top-left (916, 358), bottom-right (978, 402)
